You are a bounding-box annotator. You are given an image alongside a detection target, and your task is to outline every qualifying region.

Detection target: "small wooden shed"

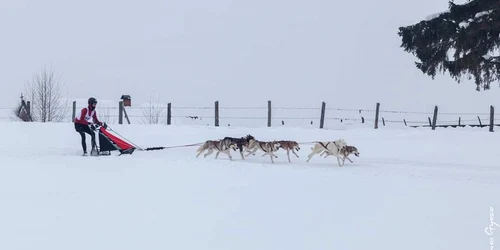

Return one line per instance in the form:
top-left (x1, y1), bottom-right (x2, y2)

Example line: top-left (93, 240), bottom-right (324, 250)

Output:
top-left (121, 95), bottom-right (131, 107)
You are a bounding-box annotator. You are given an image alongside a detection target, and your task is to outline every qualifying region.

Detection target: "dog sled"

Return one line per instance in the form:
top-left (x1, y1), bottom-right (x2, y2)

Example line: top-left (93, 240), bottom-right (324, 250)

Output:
top-left (88, 123), bottom-right (166, 156)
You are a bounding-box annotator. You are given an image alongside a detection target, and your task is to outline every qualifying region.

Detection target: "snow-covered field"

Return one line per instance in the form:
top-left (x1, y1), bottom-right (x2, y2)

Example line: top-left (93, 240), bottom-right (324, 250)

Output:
top-left (0, 121), bottom-right (499, 250)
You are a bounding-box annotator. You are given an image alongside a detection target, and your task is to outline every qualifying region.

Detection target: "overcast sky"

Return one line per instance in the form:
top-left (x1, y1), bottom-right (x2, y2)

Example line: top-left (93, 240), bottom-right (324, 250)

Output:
top-left (0, 0), bottom-right (498, 114)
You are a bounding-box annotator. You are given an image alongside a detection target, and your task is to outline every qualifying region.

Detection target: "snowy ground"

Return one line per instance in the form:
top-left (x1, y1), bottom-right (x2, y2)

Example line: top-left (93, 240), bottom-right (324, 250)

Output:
top-left (0, 121), bottom-right (499, 250)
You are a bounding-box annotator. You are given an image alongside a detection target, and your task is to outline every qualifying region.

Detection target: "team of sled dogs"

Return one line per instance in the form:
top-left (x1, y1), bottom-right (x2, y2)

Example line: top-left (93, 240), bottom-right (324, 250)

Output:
top-left (195, 134), bottom-right (360, 166)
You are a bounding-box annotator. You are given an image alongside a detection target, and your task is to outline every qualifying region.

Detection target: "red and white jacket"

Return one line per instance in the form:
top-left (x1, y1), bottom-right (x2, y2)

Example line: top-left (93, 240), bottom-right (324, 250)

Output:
top-left (74, 106), bottom-right (101, 125)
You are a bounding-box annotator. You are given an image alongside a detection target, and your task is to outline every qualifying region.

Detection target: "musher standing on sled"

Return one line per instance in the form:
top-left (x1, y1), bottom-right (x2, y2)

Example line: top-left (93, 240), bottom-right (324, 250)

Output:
top-left (74, 97), bottom-right (103, 155)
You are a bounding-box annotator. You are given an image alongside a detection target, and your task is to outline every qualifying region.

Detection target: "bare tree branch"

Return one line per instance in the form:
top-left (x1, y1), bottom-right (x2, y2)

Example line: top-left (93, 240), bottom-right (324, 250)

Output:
top-left (98, 104), bottom-right (117, 124)
top-left (140, 96), bottom-right (166, 124)
top-left (24, 66), bottom-right (70, 122)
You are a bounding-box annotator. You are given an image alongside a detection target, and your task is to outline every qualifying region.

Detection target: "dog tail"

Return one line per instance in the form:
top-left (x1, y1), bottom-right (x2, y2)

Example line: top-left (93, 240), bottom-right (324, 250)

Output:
top-left (196, 142), bottom-right (207, 152)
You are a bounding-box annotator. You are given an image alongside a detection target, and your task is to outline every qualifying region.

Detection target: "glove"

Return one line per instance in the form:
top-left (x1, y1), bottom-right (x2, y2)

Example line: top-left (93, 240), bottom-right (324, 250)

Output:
top-left (89, 124), bottom-right (96, 131)
top-left (102, 122), bottom-right (108, 129)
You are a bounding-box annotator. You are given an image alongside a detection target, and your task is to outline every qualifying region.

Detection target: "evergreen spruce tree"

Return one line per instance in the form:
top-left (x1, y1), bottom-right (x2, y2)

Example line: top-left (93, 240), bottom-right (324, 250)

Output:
top-left (398, 0), bottom-right (500, 91)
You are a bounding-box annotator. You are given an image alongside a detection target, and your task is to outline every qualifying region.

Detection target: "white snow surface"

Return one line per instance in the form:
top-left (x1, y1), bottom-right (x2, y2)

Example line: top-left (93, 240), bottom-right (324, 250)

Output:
top-left (459, 21), bottom-right (470, 28)
top-left (0, 121), bottom-right (499, 250)
top-left (425, 10), bottom-right (449, 20)
top-left (475, 10), bottom-right (492, 19)
top-left (457, 10), bottom-right (493, 30)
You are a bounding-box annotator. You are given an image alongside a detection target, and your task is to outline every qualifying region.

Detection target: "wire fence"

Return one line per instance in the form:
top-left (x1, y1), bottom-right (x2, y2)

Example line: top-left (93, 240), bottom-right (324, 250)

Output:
top-left (2, 101), bottom-right (499, 130)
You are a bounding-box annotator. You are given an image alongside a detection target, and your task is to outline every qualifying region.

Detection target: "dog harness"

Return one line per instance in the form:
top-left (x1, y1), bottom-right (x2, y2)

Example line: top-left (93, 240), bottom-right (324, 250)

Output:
top-left (319, 141), bottom-right (343, 153)
top-left (318, 142), bottom-right (330, 150)
top-left (258, 142), bottom-right (268, 152)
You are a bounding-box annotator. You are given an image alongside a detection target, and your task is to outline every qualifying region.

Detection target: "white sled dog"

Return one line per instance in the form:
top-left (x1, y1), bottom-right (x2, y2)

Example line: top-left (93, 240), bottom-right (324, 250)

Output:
top-left (320, 145), bottom-right (359, 166)
top-left (306, 139), bottom-right (348, 166)
top-left (245, 139), bottom-right (281, 163)
top-left (196, 138), bottom-right (237, 160)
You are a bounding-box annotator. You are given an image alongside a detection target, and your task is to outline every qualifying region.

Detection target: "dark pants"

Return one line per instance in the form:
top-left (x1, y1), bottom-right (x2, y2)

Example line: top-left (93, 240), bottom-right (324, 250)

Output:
top-left (74, 123), bottom-right (96, 153)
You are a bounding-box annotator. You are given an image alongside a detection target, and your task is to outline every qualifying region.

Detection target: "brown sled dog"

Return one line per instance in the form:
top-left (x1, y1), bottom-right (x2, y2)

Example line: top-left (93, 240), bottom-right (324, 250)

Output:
top-left (195, 138), bottom-right (237, 160)
top-left (244, 139), bottom-right (281, 163)
top-left (273, 140), bottom-right (300, 162)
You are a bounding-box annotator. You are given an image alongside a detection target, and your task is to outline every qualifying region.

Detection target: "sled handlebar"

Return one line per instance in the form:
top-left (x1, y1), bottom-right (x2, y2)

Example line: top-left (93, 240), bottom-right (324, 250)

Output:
top-left (89, 122), bottom-right (108, 130)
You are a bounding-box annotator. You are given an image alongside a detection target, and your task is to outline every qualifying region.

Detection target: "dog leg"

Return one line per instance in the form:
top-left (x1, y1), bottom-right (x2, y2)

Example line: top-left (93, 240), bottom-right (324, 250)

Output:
top-left (287, 149), bottom-right (291, 163)
top-left (244, 149), bottom-right (255, 156)
top-left (238, 146), bottom-right (245, 160)
top-left (196, 148), bottom-right (205, 158)
top-left (268, 153), bottom-right (278, 159)
top-left (345, 155), bottom-right (353, 163)
top-left (261, 151), bottom-right (277, 158)
top-left (321, 151), bottom-right (330, 158)
top-left (292, 149), bottom-right (299, 158)
top-left (306, 152), bottom-right (315, 162)
top-left (261, 152), bottom-right (273, 157)
top-left (221, 149), bottom-right (232, 160)
top-left (307, 148), bottom-right (322, 162)
top-left (245, 148), bottom-right (257, 157)
top-left (215, 151), bottom-right (220, 159)
top-left (204, 149), bottom-right (214, 158)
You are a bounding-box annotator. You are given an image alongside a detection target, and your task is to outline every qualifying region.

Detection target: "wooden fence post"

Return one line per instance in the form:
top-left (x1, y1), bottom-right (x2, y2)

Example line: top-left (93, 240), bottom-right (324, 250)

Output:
top-left (489, 105), bottom-right (494, 132)
top-left (119, 101), bottom-right (123, 124)
top-left (215, 101), bottom-right (219, 127)
top-left (26, 101), bottom-right (32, 121)
top-left (478, 116), bottom-right (482, 126)
top-left (267, 100), bottom-right (271, 127)
top-left (382, 117), bottom-right (386, 126)
top-left (374, 103), bottom-right (380, 129)
top-left (458, 117), bottom-right (461, 126)
top-left (428, 117), bottom-right (432, 126)
top-left (167, 103), bottom-right (172, 125)
top-left (319, 102), bottom-right (326, 129)
top-left (432, 105), bottom-right (438, 130)
top-left (72, 101), bottom-right (76, 122)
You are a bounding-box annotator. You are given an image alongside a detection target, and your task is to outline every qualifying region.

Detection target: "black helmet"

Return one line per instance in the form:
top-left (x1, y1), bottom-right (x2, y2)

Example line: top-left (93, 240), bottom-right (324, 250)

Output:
top-left (88, 97), bottom-right (97, 105)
